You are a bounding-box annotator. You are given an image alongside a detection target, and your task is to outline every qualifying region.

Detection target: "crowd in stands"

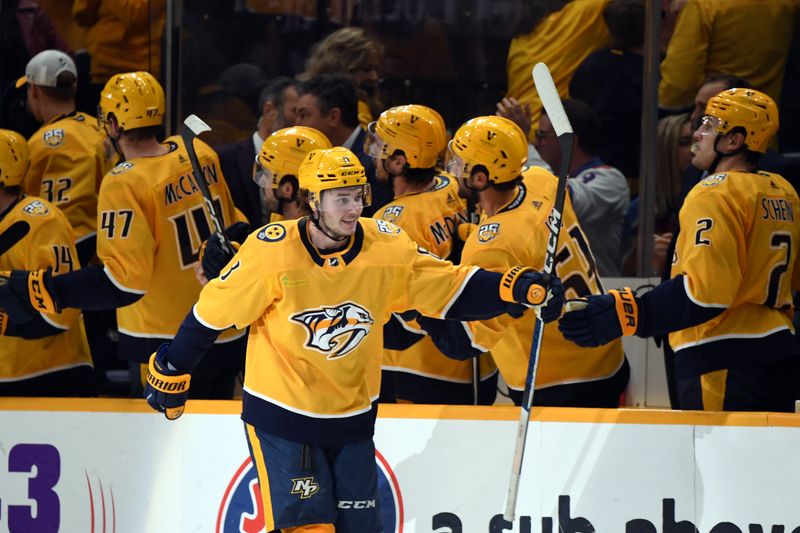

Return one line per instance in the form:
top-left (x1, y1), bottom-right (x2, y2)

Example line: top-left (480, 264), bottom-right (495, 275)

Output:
top-left (0, 0), bottom-right (798, 414)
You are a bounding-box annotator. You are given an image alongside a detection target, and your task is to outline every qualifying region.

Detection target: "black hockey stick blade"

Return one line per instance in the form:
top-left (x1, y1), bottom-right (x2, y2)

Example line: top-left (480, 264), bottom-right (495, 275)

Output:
top-left (180, 114), bottom-right (233, 254)
top-left (0, 221), bottom-right (30, 256)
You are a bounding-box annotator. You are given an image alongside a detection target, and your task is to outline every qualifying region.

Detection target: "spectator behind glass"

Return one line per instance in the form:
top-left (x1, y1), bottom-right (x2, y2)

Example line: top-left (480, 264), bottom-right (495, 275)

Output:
top-left (622, 113), bottom-right (692, 275)
top-left (570, 0), bottom-right (644, 181)
top-left (535, 98), bottom-right (630, 278)
top-left (298, 27), bottom-right (384, 128)
top-left (72, 0), bottom-right (166, 105)
top-left (505, 0), bottom-right (609, 143)
top-left (659, 0), bottom-right (796, 111)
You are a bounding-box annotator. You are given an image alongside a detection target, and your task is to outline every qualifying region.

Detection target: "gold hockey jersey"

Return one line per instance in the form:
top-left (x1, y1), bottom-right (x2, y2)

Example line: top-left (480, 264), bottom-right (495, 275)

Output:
top-left (193, 217), bottom-right (480, 441)
top-left (24, 112), bottom-right (115, 243)
top-left (669, 170), bottom-right (800, 359)
top-left (463, 166), bottom-right (625, 391)
top-left (0, 196), bottom-right (91, 380)
top-left (97, 136), bottom-right (244, 341)
top-left (377, 175), bottom-right (495, 383)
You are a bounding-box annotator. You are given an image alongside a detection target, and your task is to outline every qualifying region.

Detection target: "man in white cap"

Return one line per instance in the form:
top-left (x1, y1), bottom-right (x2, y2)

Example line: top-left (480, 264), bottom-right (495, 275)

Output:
top-left (16, 49), bottom-right (115, 267)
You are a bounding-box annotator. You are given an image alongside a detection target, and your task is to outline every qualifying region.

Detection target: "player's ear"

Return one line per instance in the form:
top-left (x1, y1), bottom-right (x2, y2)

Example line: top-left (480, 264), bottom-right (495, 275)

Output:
top-left (328, 106), bottom-right (341, 125)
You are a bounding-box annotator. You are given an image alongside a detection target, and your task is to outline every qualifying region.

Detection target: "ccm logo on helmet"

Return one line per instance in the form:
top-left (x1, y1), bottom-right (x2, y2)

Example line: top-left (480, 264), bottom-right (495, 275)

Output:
top-left (338, 500), bottom-right (376, 509)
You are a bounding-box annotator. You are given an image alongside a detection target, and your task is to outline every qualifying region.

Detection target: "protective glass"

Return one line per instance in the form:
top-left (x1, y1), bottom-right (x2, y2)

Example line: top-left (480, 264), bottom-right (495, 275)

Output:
top-left (698, 115), bottom-right (722, 135)
top-left (365, 122), bottom-right (385, 160)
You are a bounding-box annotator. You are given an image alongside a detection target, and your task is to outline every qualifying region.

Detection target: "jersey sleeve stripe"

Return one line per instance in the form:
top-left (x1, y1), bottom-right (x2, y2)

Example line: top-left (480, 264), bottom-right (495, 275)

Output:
top-left (682, 275), bottom-right (729, 308)
top-left (40, 312), bottom-right (70, 330)
top-left (439, 266), bottom-right (479, 318)
top-left (192, 305), bottom-right (229, 331)
top-left (103, 266), bottom-right (146, 295)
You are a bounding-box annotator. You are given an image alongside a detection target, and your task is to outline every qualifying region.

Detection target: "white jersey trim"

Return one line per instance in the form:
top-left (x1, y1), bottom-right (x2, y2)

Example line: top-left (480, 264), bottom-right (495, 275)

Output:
top-left (439, 267), bottom-right (479, 318)
top-left (192, 305), bottom-right (229, 331)
top-left (683, 276), bottom-right (729, 308)
top-left (672, 325), bottom-right (792, 352)
top-left (243, 386), bottom-right (380, 419)
top-left (381, 366), bottom-right (498, 384)
top-left (117, 328), bottom-right (174, 339)
top-left (0, 361), bottom-right (92, 383)
top-left (40, 311), bottom-right (70, 330)
top-left (75, 231), bottom-right (97, 244)
top-left (103, 266), bottom-right (146, 295)
top-left (463, 321), bottom-right (489, 352)
top-left (393, 313), bottom-right (425, 334)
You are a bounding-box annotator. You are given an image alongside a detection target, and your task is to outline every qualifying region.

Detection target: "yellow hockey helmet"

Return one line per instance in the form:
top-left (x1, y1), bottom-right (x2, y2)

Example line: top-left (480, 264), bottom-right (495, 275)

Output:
top-left (367, 104), bottom-right (446, 168)
top-left (704, 88), bottom-right (778, 154)
top-left (255, 127), bottom-right (332, 189)
top-left (98, 71), bottom-right (165, 131)
top-left (446, 116), bottom-right (528, 183)
top-left (299, 147), bottom-right (370, 210)
top-left (0, 129), bottom-right (30, 188)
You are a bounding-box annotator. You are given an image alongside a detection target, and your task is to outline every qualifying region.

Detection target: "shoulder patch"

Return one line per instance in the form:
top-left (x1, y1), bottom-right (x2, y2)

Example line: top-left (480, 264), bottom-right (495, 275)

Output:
top-left (22, 199), bottom-right (49, 216)
top-left (701, 173), bottom-right (727, 187)
top-left (42, 128), bottom-right (65, 148)
top-left (375, 219), bottom-right (402, 235)
top-left (477, 222), bottom-right (500, 243)
top-left (257, 223), bottom-right (287, 242)
top-left (433, 175), bottom-right (450, 191)
top-left (110, 161), bottom-right (135, 175)
top-left (381, 205), bottom-right (404, 223)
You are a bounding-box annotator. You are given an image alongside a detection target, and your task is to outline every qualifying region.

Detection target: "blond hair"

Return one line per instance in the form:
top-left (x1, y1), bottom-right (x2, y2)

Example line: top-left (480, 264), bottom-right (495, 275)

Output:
top-left (299, 27), bottom-right (384, 117)
top-left (655, 113), bottom-right (690, 219)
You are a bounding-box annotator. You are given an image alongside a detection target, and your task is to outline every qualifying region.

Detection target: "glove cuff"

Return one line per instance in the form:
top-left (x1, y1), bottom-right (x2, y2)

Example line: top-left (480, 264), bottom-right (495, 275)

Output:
top-left (609, 288), bottom-right (638, 336)
top-left (499, 266), bottom-right (546, 306)
top-left (147, 352), bottom-right (191, 393)
top-left (28, 268), bottom-right (60, 313)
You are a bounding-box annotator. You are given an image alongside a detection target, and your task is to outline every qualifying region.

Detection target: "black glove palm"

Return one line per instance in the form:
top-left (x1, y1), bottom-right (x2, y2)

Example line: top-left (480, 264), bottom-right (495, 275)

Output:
top-left (200, 222), bottom-right (249, 280)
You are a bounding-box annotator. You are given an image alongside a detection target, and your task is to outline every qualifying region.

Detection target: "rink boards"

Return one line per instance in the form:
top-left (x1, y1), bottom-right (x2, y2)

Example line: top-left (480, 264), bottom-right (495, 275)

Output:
top-left (0, 399), bottom-right (798, 532)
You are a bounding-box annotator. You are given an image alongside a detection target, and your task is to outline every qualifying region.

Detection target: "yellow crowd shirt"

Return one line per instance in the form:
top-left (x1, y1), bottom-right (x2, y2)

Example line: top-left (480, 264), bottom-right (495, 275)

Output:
top-left (0, 196), bottom-right (91, 380)
top-left (97, 136), bottom-right (244, 344)
top-left (669, 170), bottom-right (800, 369)
top-left (24, 112), bottom-right (115, 244)
top-left (193, 217), bottom-right (480, 443)
top-left (506, 0), bottom-right (609, 140)
top-left (463, 167), bottom-right (625, 391)
top-left (659, 0), bottom-right (796, 109)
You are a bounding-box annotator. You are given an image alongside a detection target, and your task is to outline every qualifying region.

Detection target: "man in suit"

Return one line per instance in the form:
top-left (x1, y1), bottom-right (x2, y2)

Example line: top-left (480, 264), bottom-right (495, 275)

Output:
top-left (295, 74), bottom-right (390, 215)
top-left (214, 77), bottom-right (298, 226)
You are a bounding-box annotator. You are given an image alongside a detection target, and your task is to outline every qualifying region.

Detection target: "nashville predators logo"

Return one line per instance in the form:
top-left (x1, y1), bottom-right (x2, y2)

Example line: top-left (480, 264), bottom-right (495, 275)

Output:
top-left (22, 200), bottom-right (49, 216)
top-left (477, 223), bottom-right (500, 243)
top-left (43, 129), bottom-right (65, 148)
top-left (290, 301), bottom-right (374, 359)
top-left (290, 477), bottom-right (319, 499)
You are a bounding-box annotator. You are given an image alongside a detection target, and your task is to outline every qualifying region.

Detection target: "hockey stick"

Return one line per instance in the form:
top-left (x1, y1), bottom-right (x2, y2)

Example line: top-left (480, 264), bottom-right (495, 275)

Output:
top-left (503, 62), bottom-right (574, 523)
top-left (0, 221), bottom-right (30, 256)
top-left (181, 114), bottom-right (233, 254)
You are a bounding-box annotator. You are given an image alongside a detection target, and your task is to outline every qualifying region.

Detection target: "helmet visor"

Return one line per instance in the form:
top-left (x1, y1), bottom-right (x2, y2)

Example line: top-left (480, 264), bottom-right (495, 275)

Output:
top-left (445, 140), bottom-right (468, 179)
top-left (365, 122), bottom-right (385, 160)
top-left (253, 157), bottom-right (275, 189)
top-left (698, 115), bottom-right (723, 135)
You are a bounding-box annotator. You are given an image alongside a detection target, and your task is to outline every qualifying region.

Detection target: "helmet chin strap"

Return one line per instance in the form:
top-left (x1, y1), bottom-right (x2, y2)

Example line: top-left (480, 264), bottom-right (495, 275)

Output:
top-left (310, 211), bottom-right (349, 242)
top-left (709, 133), bottom-right (747, 174)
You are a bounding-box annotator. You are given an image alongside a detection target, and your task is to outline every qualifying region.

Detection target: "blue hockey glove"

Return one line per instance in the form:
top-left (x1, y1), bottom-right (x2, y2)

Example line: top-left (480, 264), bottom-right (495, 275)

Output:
top-left (144, 344), bottom-right (191, 420)
top-left (0, 268), bottom-right (59, 323)
top-left (558, 287), bottom-right (639, 347)
top-left (498, 266), bottom-right (565, 323)
top-left (200, 222), bottom-right (249, 280)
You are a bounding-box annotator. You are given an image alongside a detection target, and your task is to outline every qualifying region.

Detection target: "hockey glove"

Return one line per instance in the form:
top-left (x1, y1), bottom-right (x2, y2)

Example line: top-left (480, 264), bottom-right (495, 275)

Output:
top-left (558, 287), bottom-right (639, 347)
top-left (498, 266), bottom-right (565, 323)
top-left (144, 344), bottom-right (191, 420)
top-left (200, 223), bottom-right (249, 280)
top-left (0, 268), bottom-right (60, 323)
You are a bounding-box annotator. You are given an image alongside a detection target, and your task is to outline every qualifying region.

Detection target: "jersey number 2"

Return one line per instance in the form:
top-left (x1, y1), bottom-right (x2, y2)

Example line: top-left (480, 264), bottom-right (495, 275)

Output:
top-left (765, 232), bottom-right (792, 308)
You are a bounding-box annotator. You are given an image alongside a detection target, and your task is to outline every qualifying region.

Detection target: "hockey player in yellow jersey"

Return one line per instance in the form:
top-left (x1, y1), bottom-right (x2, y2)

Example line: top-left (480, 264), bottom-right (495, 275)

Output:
top-left (0, 72), bottom-right (247, 398)
top-left (415, 115), bottom-right (627, 406)
top-left (200, 126), bottom-right (332, 282)
top-left (140, 146), bottom-right (563, 532)
top-left (17, 50), bottom-right (115, 266)
top-left (0, 129), bottom-right (93, 396)
top-left (560, 88), bottom-right (800, 412)
top-left (366, 104), bottom-right (498, 404)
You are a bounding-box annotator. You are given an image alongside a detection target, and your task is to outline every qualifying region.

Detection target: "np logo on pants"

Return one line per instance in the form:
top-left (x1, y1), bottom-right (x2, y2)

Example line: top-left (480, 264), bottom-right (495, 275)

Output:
top-left (291, 477), bottom-right (320, 499)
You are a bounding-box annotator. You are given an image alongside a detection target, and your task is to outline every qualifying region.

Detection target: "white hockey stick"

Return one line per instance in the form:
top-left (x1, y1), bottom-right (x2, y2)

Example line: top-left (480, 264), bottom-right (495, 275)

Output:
top-left (181, 114), bottom-right (233, 254)
top-left (503, 62), bottom-right (574, 523)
